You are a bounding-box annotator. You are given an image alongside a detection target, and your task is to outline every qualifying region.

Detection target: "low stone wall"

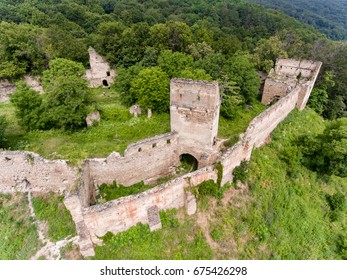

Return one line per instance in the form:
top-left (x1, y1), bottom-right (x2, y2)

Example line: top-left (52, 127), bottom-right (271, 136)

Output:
top-left (220, 87), bottom-right (300, 185)
top-left (82, 166), bottom-right (217, 245)
top-left (244, 87), bottom-right (300, 148)
top-left (0, 151), bottom-right (78, 194)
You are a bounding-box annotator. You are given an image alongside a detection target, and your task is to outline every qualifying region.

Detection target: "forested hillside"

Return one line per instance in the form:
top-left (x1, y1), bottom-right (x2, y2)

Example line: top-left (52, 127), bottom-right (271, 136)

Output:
top-left (247, 0), bottom-right (347, 40)
top-left (0, 0), bottom-right (346, 260)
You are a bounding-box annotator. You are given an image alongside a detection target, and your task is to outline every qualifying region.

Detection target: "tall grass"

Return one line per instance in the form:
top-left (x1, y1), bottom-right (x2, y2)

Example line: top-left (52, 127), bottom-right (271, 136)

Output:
top-left (0, 193), bottom-right (40, 259)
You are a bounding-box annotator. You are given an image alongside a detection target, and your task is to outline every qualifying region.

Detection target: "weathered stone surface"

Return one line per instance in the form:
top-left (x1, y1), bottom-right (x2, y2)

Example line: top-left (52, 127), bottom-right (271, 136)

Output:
top-left (85, 47), bottom-right (115, 88)
top-left (24, 75), bottom-right (43, 93)
top-left (185, 191), bottom-right (197, 216)
top-left (86, 111), bottom-right (101, 127)
top-left (129, 105), bottom-right (141, 117)
top-left (147, 205), bottom-right (162, 231)
top-left (0, 151), bottom-right (78, 194)
top-left (0, 79), bottom-right (16, 102)
top-left (262, 58), bottom-right (322, 110)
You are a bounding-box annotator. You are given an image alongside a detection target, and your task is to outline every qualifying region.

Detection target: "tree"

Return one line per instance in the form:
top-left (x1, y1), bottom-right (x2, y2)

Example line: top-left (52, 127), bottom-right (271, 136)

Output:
top-left (130, 67), bottom-right (170, 113)
top-left (115, 63), bottom-right (144, 107)
top-left (308, 71), bottom-right (334, 115)
top-left (42, 58), bottom-right (86, 89)
top-left (11, 59), bottom-right (92, 131)
top-left (225, 52), bottom-right (261, 103)
top-left (43, 75), bottom-right (91, 130)
top-left (253, 35), bottom-right (288, 73)
top-left (157, 50), bottom-right (194, 78)
top-left (10, 83), bottom-right (44, 131)
top-left (300, 118), bottom-right (347, 177)
top-left (177, 68), bottom-right (212, 81)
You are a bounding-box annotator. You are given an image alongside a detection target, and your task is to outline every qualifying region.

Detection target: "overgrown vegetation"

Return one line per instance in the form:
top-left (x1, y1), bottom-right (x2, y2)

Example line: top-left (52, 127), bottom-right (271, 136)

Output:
top-left (232, 160), bottom-right (249, 185)
top-left (92, 109), bottom-right (347, 260)
top-left (11, 58), bottom-right (92, 131)
top-left (92, 209), bottom-right (213, 260)
top-left (0, 115), bottom-right (7, 147)
top-left (31, 193), bottom-right (76, 242)
top-left (207, 109), bottom-right (347, 259)
top-left (96, 181), bottom-right (153, 203)
top-left (0, 193), bottom-right (40, 259)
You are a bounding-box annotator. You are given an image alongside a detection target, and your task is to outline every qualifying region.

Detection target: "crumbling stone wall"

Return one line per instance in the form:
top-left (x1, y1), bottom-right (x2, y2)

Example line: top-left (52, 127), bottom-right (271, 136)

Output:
top-left (85, 47), bottom-right (115, 88)
top-left (1, 76), bottom-right (43, 103)
top-left (262, 59), bottom-right (322, 110)
top-left (82, 132), bottom-right (180, 206)
top-left (221, 87), bottom-right (300, 185)
top-left (245, 87), bottom-right (300, 148)
top-left (82, 166), bottom-right (217, 245)
top-left (0, 79), bottom-right (16, 102)
top-left (0, 59), bottom-right (322, 257)
top-left (0, 151), bottom-right (78, 194)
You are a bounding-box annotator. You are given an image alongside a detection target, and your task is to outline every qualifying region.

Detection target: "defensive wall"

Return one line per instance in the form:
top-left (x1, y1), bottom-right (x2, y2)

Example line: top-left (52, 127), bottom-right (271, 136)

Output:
top-left (0, 58), bottom-right (321, 257)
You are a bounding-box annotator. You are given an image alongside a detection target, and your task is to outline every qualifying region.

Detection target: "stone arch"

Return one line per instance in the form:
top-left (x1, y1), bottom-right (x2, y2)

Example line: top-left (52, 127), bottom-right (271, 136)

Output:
top-left (179, 153), bottom-right (198, 172)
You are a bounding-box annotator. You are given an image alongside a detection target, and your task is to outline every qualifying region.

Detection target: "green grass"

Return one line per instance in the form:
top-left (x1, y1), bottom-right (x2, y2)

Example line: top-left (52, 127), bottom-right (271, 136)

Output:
top-left (218, 102), bottom-right (266, 144)
top-left (1, 89), bottom-right (265, 163)
top-left (208, 108), bottom-right (346, 259)
top-left (0, 89), bottom-right (171, 164)
top-left (92, 209), bottom-right (214, 260)
top-left (0, 193), bottom-right (40, 259)
top-left (96, 181), bottom-right (154, 203)
top-left (91, 108), bottom-right (346, 260)
top-left (31, 193), bottom-right (77, 242)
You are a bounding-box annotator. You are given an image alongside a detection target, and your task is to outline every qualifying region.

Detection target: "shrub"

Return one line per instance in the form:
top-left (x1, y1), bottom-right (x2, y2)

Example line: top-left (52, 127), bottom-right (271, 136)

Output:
top-left (232, 160), bottom-right (249, 184)
top-left (0, 115), bottom-right (7, 146)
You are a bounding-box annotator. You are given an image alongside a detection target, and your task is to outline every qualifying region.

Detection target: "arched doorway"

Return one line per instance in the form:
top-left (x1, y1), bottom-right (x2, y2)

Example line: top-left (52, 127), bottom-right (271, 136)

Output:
top-left (178, 154), bottom-right (198, 174)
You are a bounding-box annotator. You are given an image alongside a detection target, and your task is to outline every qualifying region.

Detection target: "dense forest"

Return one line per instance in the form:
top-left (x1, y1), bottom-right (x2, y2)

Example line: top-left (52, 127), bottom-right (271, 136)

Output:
top-left (248, 0), bottom-right (347, 40)
top-left (0, 0), bottom-right (346, 260)
top-left (0, 0), bottom-right (346, 121)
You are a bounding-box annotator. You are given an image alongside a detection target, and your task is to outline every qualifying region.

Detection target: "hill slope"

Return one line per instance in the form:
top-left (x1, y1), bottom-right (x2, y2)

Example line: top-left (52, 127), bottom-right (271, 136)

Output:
top-left (247, 0), bottom-right (347, 40)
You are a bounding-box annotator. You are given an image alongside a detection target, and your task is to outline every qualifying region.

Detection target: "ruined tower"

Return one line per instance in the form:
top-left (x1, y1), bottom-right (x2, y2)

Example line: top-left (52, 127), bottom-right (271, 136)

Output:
top-left (170, 79), bottom-right (220, 167)
top-left (262, 58), bottom-right (322, 110)
top-left (85, 47), bottom-right (115, 88)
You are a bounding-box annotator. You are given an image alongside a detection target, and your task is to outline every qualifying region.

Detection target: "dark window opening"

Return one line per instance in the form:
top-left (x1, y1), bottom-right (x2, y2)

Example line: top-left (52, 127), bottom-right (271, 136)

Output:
top-left (138, 148), bottom-right (142, 152)
top-left (152, 143), bottom-right (156, 148)
top-left (167, 139), bottom-right (171, 144)
top-left (270, 95), bottom-right (281, 105)
top-left (102, 79), bottom-right (109, 87)
top-left (106, 71), bottom-right (110, 76)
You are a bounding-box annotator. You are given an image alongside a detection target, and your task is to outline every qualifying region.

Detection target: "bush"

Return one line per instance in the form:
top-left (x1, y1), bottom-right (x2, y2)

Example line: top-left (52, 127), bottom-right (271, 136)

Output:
top-left (0, 115), bottom-right (7, 146)
top-left (232, 160), bottom-right (249, 184)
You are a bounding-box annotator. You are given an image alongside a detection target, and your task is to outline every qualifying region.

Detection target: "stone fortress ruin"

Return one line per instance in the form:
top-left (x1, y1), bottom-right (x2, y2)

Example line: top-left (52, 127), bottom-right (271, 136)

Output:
top-left (85, 47), bottom-right (116, 88)
top-left (0, 58), bottom-right (322, 258)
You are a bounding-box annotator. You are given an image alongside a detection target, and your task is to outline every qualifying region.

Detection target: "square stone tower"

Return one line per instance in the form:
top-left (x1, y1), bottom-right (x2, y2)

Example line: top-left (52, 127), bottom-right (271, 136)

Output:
top-left (170, 79), bottom-right (220, 165)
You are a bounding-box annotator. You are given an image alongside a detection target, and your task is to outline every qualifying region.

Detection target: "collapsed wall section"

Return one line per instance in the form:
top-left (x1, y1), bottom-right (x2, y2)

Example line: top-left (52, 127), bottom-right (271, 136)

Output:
top-left (262, 59), bottom-right (322, 110)
top-left (0, 151), bottom-right (78, 194)
top-left (85, 47), bottom-right (115, 88)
